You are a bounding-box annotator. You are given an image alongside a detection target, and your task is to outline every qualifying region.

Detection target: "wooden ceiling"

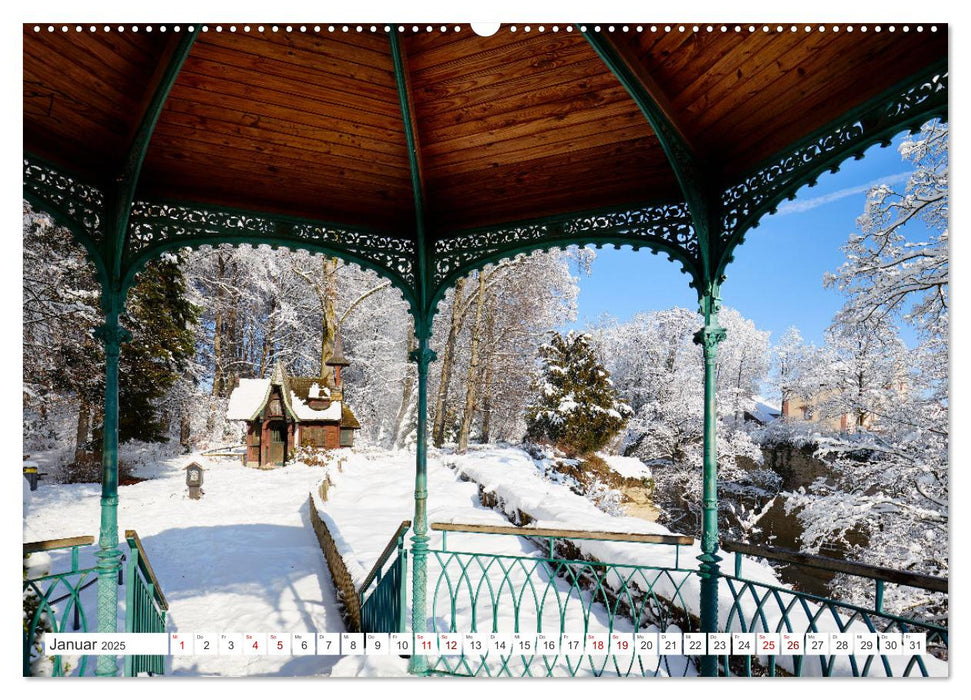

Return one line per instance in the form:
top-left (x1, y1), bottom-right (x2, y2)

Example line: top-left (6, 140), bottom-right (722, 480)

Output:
top-left (23, 24), bottom-right (947, 240)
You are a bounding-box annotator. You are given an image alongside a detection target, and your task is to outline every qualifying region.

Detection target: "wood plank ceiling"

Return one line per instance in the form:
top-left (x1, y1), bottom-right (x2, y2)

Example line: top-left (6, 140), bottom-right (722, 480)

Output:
top-left (23, 24), bottom-right (947, 241)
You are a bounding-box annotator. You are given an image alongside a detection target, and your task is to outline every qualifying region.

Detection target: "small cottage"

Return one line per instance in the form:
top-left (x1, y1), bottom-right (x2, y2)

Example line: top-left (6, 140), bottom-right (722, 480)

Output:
top-left (226, 334), bottom-right (360, 467)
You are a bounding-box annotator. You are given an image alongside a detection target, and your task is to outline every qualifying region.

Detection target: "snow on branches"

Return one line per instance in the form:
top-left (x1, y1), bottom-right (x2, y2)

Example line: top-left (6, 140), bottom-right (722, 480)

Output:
top-left (525, 331), bottom-right (631, 455)
top-left (782, 121), bottom-right (949, 620)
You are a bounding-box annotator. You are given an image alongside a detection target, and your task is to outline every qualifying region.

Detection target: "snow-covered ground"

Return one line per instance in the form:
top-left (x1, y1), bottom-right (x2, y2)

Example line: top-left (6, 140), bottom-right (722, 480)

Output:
top-left (24, 444), bottom-right (946, 678)
top-left (321, 445), bottom-right (947, 678)
top-left (24, 453), bottom-right (345, 677)
top-left (599, 453), bottom-right (654, 481)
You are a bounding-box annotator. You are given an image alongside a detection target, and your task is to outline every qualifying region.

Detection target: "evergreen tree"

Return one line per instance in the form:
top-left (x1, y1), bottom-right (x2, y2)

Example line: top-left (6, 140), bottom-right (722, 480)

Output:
top-left (119, 253), bottom-right (201, 443)
top-left (525, 331), bottom-right (630, 455)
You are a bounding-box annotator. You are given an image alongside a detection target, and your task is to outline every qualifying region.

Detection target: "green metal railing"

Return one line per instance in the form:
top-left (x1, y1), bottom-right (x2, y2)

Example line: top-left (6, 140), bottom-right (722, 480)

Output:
top-left (123, 530), bottom-right (168, 676)
top-left (23, 536), bottom-right (99, 677)
top-left (393, 524), bottom-right (948, 678)
top-left (424, 523), bottom-right (699, 677)
top-left (23, 532), bottom-right (169, 677)
top-left (360, 521), bottom-right (410, 634)
top-left (718, 541), bottom-right (948, 677)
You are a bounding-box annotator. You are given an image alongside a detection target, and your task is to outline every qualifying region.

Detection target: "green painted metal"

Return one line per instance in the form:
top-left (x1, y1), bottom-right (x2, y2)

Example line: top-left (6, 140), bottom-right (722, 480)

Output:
top-left (388, 28), bottom-right (430, 316)
top-left (360, 527), bottom-right (410, 634)
top-left (716, 63), bottom-right (948, 280)
top-left (23, 543), bottom-right (99, 677)
top-left (406, 338), bottom-right (437, 674)
top-left (112, 29), bottom-right (198, 278)
top-left (426, 200), bottom-right (701, 317)
top-left (123, 534), bottom-right (167, 677)
top-left (718, 565), bottom-right (947, 677)
top-left (582, 29), bottom-right (716, 278)
top-left (22, 155), bottom-right (109, 290)
top-left (120, 214), bottom-right (419, 317)
top-left (93, 300), bottom-right (131, 676)
top-left (389, 26), bottom-right (440, 675)
top-left (417, 527), bottom-right (947, 677)
top-left (426, 531), bottom-right (697, 677)
top-left (693, 291), bottom-right (727, 676)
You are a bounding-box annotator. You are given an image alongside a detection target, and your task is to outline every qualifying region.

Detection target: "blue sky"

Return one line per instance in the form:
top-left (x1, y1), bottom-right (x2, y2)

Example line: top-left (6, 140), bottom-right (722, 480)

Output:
top-left (568, 132), bottom-right (925, 348)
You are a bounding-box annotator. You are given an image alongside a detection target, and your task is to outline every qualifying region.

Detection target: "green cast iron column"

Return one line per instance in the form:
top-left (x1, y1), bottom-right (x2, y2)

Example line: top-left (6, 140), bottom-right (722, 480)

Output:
top-left (693, 291), bottom-right (726, 677)
top-left (94, 293), bottom-right (131, 676)
top-left (408, 332), bottom-right (436, 675)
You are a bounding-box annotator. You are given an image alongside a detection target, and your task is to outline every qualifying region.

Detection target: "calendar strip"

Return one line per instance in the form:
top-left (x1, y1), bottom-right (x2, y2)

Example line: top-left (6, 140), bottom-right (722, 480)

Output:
top-left (44, 632), bottom-right (926, 656)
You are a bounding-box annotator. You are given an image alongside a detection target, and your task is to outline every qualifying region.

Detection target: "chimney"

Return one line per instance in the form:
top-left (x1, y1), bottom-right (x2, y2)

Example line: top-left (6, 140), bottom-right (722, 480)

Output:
top-left (325, 326), bottom-right (350, 396)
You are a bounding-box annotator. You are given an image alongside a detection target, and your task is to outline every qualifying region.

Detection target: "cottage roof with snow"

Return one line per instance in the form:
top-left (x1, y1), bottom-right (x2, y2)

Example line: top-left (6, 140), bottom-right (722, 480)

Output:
top-left (226, 360), bottom-right (360, 429)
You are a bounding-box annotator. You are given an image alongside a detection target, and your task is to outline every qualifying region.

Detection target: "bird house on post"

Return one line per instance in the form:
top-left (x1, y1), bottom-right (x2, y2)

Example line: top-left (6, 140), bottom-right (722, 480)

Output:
top-left (185, 462), bottom-right (204, 500)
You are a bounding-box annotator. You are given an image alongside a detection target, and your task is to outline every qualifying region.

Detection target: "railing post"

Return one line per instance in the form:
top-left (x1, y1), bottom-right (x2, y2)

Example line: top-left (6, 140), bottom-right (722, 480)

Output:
top-left (94, 299), bottom-right (131, 677)
top-left (123, 538), bottom-right (137, 676)
top-left (399, 546), bottom-right (409, 634)
top-left (408, 334), bottom-right (436, 675)
top-left (693, 291), bottom-right (726, 677)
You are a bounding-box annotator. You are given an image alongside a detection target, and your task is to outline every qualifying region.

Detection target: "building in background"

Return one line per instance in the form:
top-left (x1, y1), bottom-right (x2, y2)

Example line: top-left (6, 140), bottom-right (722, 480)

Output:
top-left (226, 333), bottom-right (360, 467)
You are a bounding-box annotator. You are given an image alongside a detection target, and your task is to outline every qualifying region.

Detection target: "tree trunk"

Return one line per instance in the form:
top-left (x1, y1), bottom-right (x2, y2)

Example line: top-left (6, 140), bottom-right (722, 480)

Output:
top-left (259, 296), bottom-right (277, 378)
top-left (212, 254), bottom-right (225, 397)
top-left (458, 273), bottom-right (487, 452)
top-left (179, 413), bottom-right (191, 453)
top-left (432, 277), bottom-right (466, 447)
top-left (226, 304), bottom-right (239, 392)
top-left (319, 257), bottom-right (339, 375)
top-left (74, 400), bottom-right (90, 464)
top-left (391, 328), bottom-right (417, 449)
top-left (735, 356), bottom-right (745, 428)
top-left (480, 305), bottom-right (496, 443)
top-left (480, 365), bottom-right (493, 444)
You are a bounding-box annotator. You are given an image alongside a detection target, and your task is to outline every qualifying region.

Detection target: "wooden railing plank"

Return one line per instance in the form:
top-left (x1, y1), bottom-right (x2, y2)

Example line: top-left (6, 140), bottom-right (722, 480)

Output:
top-left (23, 535), bottom-right (95, 554)
top-left (358, 520), bottom-right (411, 597)
top-left (721, 540), bottom-right (948, 593)
top-left (430, 522), bottom-right (693, 546)
top-left (124, 529), bottom-right (169, 610)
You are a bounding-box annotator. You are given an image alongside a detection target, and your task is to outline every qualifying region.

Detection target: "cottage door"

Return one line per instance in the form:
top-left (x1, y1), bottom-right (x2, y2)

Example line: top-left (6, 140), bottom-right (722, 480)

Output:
top-left (268, 421), bottom-right (286, 465)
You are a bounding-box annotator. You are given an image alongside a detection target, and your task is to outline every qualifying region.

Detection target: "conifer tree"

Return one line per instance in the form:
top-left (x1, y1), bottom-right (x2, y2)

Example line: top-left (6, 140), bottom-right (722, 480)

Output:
top-left (525, 331), bottom-right (630, 455)
top-left (119, 253), bottom-right (201, 442)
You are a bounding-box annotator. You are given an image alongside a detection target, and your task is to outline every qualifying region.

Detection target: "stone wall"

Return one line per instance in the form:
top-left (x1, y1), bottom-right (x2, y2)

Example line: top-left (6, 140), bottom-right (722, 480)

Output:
top-left (762, 442), bottom-right (830, 490)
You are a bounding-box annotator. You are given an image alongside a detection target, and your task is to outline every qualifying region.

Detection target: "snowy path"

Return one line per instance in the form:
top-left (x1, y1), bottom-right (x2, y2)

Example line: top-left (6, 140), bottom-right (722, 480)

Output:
top-left (321, 450), bottom-right (697, 676)
top-left (25, 455), bottom-right (345, 677)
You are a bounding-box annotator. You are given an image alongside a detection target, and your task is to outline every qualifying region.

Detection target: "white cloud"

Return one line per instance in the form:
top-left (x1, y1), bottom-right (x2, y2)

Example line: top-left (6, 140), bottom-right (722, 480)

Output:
top-left (776, 171), bottom-right (912, 215)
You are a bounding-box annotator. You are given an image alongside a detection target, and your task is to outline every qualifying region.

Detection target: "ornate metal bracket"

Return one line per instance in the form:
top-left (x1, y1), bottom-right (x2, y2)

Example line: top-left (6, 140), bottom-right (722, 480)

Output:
top-left (430, 200), bottom-right (699, 314)
top-left (124, 200), bottom-right (418, 305)
top-left (408, 346), bottom-right (438, 369)
top-left (718, 66), bottom-right (948, 278)
top-left (23, 156), bottom-right (106, 248)
top-left (94, 322), bottom-right (133, 356)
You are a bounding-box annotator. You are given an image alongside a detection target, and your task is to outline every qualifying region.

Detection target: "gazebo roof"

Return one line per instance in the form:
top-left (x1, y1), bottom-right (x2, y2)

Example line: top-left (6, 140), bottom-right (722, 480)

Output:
top-left (23, 23), bottom-right (947, 316)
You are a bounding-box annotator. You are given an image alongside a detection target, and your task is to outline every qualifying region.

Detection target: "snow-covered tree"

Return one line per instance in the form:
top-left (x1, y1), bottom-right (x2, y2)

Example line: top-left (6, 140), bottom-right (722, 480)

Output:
top-left (592, 306), bottom-right (779, 539)
top-left (525, 331), bottom-right (630, 455)
top-left (717, 308), bottom-right (771, 429)
top-left (784, 121), bottom-right (949, 619)
top-left (431, 248), bottom-right (585, 450)
top-left (22, 204), bottom-right (103, 457)
top-left (826, 121), bottom-right (948, 349)
top-left (816, 317), bottom-right (910, 431)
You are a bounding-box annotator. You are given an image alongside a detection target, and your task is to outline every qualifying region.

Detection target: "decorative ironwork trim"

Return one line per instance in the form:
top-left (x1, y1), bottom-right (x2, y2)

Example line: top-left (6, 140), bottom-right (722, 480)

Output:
top-left (123, 199), bottom-right (419, 312)
top-left (583, 29), bottom-right (714, 275)
top-left (23, 155), bottom-right (109, 287)
top-left (717, 62), bottom-right (948, 279)
top-left (428, 200), bottom-right (699, 318)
